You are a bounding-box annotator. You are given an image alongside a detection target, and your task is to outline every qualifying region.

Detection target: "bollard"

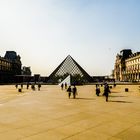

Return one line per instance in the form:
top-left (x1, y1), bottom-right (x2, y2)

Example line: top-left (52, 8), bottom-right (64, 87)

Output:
top-left (18, 88), bottom-right (22, 92)
top-left (125, 88), bottom-right (128, 92)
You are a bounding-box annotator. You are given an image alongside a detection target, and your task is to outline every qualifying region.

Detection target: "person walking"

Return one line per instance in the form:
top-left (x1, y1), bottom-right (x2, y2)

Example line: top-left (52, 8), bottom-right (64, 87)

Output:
top-left (21, 84), bottom-right (23, 89)
top-left (61, 83), bottom-right (64, 90)
top-left (31, 84), bottom-right (35, 91)
top-left (72, 85), bottom-right (77, 99)
top-left (67, 86), bottom-right (72, 99)
top-left (27, 83), bottom-right (29, 89)
top-left (38, 84), bottom-right (41, 91)
top-left (65, 82), bottom-right (67, 89)
top-left (104, 84), bottom-right (110, 102)
top-left (96, 85), bottom-right (100, 96)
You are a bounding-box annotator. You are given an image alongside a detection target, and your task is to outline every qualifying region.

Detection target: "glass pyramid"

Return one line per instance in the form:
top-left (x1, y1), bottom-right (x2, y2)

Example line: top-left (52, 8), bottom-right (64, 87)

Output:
top-left (47, 55), bottom-right (93, 84)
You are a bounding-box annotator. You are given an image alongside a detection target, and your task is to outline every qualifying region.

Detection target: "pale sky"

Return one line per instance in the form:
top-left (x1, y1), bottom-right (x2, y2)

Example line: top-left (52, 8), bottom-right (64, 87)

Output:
top-left (0, 0), bottom-right (140, 76)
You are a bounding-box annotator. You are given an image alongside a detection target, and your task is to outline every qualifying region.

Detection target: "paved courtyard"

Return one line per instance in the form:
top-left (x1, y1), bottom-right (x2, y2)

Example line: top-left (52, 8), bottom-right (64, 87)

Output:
top-left (0, 84), bottom-right (140, 140)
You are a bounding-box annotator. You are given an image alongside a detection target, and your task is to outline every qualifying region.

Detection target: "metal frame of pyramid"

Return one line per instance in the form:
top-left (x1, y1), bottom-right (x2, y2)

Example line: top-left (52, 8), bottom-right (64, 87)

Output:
top-left (47, 55), bottom-right (93, 84)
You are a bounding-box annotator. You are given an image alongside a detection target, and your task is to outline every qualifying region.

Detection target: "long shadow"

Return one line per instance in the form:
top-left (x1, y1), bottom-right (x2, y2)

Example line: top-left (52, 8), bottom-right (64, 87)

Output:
top-left (109, 100), bottom-right (133, 103)
top-left (110, 91), bottom-right (120, 93)
top-left (76, 97), bottom-right (95, 100)
top-left (109, 95), bottom-right (128, 98)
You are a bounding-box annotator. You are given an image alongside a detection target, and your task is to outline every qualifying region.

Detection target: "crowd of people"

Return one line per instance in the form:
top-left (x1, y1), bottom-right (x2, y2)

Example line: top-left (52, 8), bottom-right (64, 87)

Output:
top-left (61, 82), bottom-right (116, 101)
top-left (95, 83), bottom-right (116, 102)
top-left (15, 83), bottom-right (42, 92)
top-left (15, 82), bottom-right (115, 102)
top-left (61, 83), bottom-right (77, 99)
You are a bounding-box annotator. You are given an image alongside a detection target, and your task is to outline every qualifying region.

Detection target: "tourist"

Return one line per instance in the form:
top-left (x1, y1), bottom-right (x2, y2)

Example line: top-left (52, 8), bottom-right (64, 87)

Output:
top-left (61, 83), bottom-right (64, 90)
top-left (96, 85), bottom-right (100, 96)
top-left (27, 83), bottom-right (29, 89)
top-left (21, 84), bottom-right (23, 89)
top-left (96, 84), bottom-right (98, 88)
top-left (38, 84), bottom-right (41, 91)
top-left (114, 83), bottom-right (116, 87)
top-left (31, 84), bottom-right (35, 91)
top-left (67, 86), bottom-right (72, 99)
top-left (104, 83), bottom-right (110, 102)
top-left (65, 82), bottom-right (67, 89)
top-left (72, 85), bottom-right (77, 99)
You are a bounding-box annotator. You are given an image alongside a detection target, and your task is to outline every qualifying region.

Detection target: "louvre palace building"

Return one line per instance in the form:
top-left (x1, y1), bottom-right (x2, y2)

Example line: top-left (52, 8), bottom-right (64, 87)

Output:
top-left (114, 49), bottom-right (140, 82)
top-left (0, 51), bottom-right (31, 83)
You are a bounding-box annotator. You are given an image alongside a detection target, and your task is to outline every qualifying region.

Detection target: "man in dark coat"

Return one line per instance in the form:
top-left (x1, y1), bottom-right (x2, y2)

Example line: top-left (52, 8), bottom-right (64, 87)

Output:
top-left (67, 86), bottom-right (72, 99)
top-left (72, 85), bottom-right (77, 99)
top-left (104, 84), bottom-right (110, 102)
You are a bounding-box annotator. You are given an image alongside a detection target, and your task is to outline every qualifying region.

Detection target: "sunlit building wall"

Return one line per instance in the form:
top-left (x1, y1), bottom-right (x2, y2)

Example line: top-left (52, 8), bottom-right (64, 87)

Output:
top-left (114, 49), bottom-right (140, 82)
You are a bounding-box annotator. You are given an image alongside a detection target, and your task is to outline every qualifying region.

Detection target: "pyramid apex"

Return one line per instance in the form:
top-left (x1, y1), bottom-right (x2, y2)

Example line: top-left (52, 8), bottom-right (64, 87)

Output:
top-left (66, 55), bottom-right (72, 59)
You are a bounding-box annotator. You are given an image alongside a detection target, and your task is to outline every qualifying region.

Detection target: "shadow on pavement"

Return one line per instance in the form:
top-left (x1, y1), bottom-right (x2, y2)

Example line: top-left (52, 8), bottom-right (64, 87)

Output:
top-left (76, 97), bottom-right (95, 100)
top-left (109, 95), bottom-right (128, 98)
top-left (110, 91), bottom-right (120, 93)
top-left (109, 100), bottom-right (133, 103)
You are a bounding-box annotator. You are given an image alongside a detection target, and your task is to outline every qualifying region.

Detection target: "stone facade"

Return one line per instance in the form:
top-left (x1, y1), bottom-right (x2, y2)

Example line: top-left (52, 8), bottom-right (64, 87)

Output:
top-left (114, 49), bottom-right (140, 82)
top-left (0, 51), bottom-right (22, 83)
top-left (22, 66), bottom-right (32, 75)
